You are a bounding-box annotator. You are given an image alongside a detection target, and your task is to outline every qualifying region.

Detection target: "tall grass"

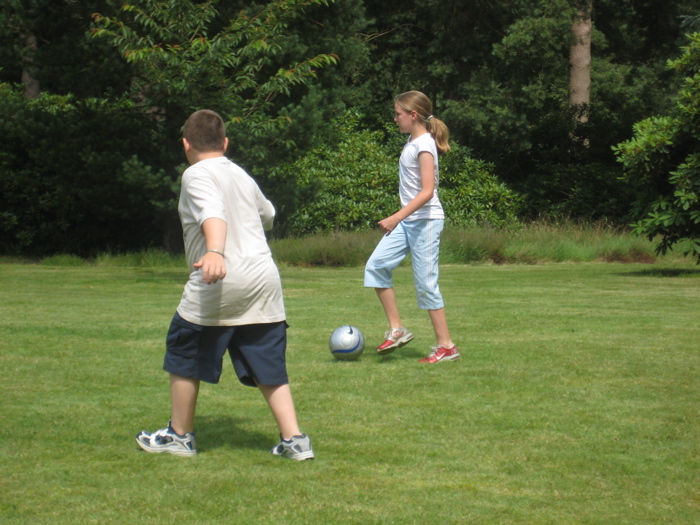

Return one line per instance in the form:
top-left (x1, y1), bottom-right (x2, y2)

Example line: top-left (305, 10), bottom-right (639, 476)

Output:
top-left (445, 220), bottom-right (660, 265)
top-left (39, 248), bottom-right (186, 268)
top-left (27, 222), bottom-right (695, 268)
top-left (270, 230), bottom-right (383, 267)
top-left (93, 248), bottom-right (186, 268)
top-left (270, 222), bottom-right (692, 267)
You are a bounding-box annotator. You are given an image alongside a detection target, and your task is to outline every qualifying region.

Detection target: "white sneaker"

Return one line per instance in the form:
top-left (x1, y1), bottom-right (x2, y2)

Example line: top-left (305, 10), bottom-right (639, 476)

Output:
top-left (270, 434), bottom-right (315, 461)
top-left (136, 422), bottom-right (197, 457)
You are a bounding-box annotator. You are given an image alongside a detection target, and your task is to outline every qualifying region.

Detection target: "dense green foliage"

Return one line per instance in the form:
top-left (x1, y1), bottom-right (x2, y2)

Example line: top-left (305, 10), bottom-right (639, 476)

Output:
top-left (266, 113), bottom-right (521, 235)
top-left (0, 0), bottom-right (131, 98)
top-left (91, 0), bottom-right (342, 164)
top-left (0, 86), bottom-right (175, 256)
top-left (614, 33), bottom-right (700, 263)
top-left (360, 0), bottom-right (692, 171)
top-left (266, 114), bottom-right (398, 235)
top-left (436, 0), bottom-right (688, 219)
top-left (439, 147), bottom-right (523, 228)
top-left (1, 0), bottom-right (699, 255)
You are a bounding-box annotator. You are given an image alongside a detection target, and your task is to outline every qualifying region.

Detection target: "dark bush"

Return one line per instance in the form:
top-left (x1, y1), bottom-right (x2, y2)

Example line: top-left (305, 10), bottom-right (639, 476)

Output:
top-left (0, 85), bottom-right (175, 257)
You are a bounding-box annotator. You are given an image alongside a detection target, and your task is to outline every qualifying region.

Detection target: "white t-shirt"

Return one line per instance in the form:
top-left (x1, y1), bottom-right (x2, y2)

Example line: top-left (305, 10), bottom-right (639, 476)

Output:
top-left (176, 157), bottom-right (285, 326)
top-left (398, 132), bottom-right (444, 221)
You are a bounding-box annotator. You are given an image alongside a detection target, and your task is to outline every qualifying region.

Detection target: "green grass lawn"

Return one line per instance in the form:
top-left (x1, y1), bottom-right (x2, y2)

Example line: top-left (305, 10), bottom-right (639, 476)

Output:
top-left (1, 262), bottom-right (698, 523)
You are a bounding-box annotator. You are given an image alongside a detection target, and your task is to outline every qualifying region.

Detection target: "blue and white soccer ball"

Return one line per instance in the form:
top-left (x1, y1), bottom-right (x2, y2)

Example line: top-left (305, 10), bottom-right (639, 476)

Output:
top-left (329, 325), bottom-right (365, 361)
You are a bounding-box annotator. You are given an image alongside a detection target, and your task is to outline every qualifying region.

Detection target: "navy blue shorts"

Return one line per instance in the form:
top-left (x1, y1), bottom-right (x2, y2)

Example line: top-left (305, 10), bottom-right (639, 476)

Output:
top-left (163, 312), bottom-right (289, 387)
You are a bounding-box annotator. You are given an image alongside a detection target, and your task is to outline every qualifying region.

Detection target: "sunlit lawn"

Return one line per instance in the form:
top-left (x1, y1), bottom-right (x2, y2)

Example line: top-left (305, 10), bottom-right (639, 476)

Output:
top-left (0, 262), bottom-right (698, 523)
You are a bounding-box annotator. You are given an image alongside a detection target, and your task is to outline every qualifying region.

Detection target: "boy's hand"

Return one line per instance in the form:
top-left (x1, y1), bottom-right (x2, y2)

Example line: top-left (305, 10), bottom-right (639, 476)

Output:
top-left (194, 252), bottom-right (226, 285)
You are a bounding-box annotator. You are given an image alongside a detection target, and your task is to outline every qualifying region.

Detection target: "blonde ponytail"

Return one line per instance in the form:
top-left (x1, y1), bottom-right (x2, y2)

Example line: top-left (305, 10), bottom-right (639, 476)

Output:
top-left (426, 116), bottom-right (450, 155)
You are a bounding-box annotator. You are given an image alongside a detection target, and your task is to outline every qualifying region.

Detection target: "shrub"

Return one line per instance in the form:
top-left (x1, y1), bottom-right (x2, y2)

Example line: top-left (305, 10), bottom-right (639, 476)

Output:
top-left (440, 145), bottom-right (522, 228)
top-left (0, 84), bottom-right (174, 257)
top-left (267, 112), bottom-right (523, 236)
top-left (614, 33), bottom-right (700, 263)
top-left (520, 162), bottom-right (635, 221)
top-left (266, 113), bottom-right (398, 236)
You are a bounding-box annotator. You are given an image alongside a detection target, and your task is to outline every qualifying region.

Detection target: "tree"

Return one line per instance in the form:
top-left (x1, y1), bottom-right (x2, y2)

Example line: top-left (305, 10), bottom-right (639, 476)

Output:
top-left (20, 33), bottom-right (40, 98)
top-left (442, 1), bottom-right (578, 177)
top-left (614, 33), bottom-right (700, 262)
top-left (91, 0), bottom-right (340, 166)
top-left (1, 0), bottom-right (45, 98)
top-left (0, 86), bottom-right (173, 256)
top-left (425, 0), bottom-right (700, 220)
top-left (569, 0), bottom-right (592, 136)
top-left (359, 0), bottom-right (519, 114)
top-left (0, 0), bottom-right (131, 98)
top-left (89, 0), bottom-right (345, 250)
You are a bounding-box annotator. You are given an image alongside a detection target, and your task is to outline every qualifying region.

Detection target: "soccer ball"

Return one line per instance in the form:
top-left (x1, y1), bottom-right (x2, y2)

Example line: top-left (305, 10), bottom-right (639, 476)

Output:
top-left (329, 325), bottom-right (365, 361)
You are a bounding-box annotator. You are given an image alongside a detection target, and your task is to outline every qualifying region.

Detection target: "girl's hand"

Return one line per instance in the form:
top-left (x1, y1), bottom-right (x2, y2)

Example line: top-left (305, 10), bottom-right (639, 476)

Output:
top-left (378, 214), bottom-right (401, 235)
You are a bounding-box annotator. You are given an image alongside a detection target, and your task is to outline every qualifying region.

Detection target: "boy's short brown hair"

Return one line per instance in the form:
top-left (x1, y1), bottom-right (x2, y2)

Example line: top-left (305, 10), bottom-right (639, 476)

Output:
top-left (183, 110), bottom-right (226, 152)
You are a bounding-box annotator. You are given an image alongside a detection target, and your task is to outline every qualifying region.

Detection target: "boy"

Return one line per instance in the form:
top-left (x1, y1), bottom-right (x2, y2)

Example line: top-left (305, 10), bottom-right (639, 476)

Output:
top-left (136, 109), bottom-right (313, 460)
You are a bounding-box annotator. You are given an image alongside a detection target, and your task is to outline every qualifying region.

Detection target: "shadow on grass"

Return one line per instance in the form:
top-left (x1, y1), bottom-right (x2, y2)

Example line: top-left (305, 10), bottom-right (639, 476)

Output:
top-left (376, 346), bottom-right (426, 361)
top-left (326, 345), bottom-right (425, 363)
top-left (621, 268), bottom-right (700, 278)
top-left (195, 415), bottom-right (270, 453)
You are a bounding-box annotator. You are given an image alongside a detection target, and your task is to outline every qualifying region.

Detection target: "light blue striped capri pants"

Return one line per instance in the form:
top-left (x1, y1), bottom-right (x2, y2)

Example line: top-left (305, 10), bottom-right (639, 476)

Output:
top-left (364, 219), bottom-right (445, 310)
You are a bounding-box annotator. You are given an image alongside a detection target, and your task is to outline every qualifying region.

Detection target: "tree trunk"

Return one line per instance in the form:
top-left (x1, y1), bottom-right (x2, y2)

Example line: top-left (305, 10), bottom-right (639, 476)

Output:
top-left (569, 1), bottom-right (592, 128)
top-left (21, 33), bottom-right (40, 99)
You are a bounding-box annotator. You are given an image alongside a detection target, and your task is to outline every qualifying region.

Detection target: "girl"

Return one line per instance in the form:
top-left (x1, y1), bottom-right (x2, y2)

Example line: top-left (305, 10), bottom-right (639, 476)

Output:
top-left (364, 90), bottom-right (460, 364)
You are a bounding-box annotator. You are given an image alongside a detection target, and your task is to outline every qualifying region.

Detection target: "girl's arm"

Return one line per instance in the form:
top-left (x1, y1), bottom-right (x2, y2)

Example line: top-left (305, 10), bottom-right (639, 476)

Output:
top-left (378, 152), bottom-right (435, 235)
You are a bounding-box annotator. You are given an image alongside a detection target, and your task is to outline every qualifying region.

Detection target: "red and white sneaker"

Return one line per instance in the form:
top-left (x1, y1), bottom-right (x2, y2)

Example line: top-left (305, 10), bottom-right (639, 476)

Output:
top-left (377, 327), bottom-right (414, 355)
top-left (419, 345), bottom-right (461, 363)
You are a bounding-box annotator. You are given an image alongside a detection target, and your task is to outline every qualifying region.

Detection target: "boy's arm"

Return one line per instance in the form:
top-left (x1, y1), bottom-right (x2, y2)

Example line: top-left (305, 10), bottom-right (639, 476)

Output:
top-left (193, 217), bottom-right (227, 285)
top-left (257, 189), bottom-right (276, 231)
